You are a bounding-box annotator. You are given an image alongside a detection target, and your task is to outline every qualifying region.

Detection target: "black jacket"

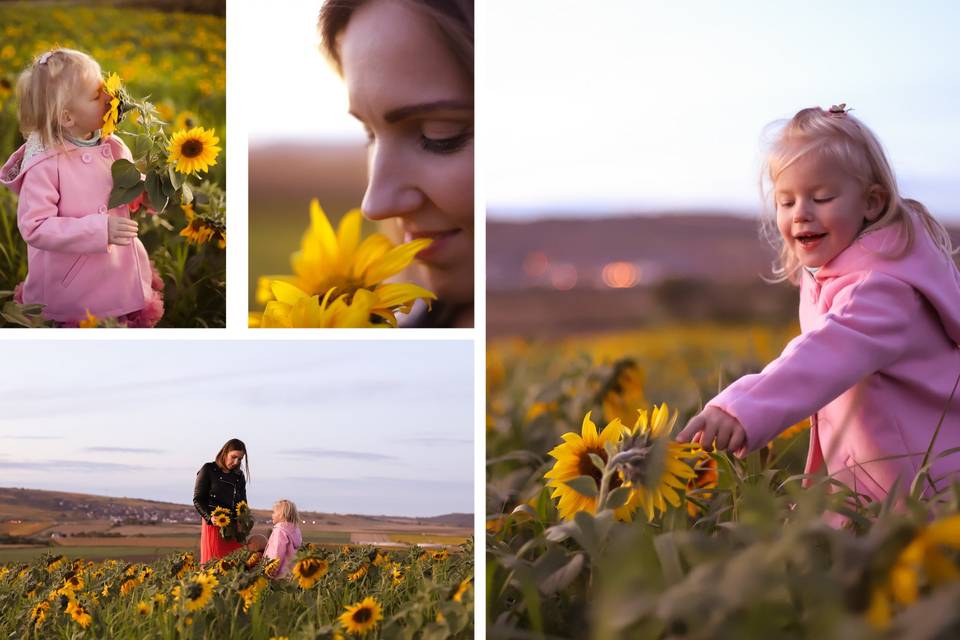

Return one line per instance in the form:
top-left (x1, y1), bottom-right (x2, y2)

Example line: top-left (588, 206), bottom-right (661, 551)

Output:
top-left (193, 462), bottom-right (247, 524)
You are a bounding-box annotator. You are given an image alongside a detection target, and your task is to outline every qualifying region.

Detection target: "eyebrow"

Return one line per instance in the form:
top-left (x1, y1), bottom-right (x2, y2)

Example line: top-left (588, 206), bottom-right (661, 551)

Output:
top-left (381, 100), bottom-right (473, 124)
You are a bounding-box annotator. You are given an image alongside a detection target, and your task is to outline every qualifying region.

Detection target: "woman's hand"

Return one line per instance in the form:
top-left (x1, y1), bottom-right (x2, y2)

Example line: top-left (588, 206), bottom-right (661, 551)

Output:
top-left (108, 216), bottom-right (138, 245)
top-left (676, 407), bottom-right (748, 457)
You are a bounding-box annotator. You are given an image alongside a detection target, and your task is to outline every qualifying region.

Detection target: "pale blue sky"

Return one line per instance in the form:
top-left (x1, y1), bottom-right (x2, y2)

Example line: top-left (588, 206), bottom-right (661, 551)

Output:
top-left (487, 0), bottom-right (960, 219)
top-left (0, 341), bottom-right (473, 517)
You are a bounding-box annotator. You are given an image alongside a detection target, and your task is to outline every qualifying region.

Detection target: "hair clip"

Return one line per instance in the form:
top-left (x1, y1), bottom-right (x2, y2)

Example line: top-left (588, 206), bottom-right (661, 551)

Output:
top-left (37, 51), bottom-right (53, 65)
top-left (828, 103), bottom-right (849, 115)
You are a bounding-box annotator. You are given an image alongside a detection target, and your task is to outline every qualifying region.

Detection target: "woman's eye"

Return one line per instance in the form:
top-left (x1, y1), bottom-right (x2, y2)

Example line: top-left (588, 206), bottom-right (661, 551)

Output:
top-left (420, 124), bottom-right (472, 155)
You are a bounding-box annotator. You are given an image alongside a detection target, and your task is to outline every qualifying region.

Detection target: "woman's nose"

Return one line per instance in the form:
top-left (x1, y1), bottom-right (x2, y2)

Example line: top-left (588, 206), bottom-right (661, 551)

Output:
top-left (361, 143), bottom-right (424, 221)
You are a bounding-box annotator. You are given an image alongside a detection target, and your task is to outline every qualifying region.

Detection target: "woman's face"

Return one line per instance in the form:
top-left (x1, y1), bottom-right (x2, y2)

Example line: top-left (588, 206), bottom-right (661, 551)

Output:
top-left (225, 450), bottom-right (244, 471)
top-left (340, 0), bottom-right (474, 304)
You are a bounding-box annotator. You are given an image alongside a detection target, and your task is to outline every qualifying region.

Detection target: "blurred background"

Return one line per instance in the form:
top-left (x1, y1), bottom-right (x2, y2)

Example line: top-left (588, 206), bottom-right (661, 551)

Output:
top-left (246, 0), bottom-right (370, 310)
top-left (0, 0), bottom-right (226, 327)
top-left (486, 0), bottom-right (960, 338)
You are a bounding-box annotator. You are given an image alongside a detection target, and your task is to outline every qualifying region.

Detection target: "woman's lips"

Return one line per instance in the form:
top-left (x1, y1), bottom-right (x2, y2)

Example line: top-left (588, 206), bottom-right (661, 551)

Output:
top-left (406, 229), bottom-right (461, 262)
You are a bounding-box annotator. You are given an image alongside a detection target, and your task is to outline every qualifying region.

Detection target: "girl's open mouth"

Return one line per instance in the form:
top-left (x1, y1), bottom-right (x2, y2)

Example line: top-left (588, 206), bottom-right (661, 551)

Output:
top-left (795, 232), bottom-right (827, 250)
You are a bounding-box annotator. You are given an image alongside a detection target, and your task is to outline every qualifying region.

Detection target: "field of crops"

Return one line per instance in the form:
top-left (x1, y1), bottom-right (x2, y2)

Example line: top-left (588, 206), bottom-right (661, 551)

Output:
top-left (487, 325), bottom-right (960, 639)
top-left (0, 541), bottom-right (473, 638)
top-left (0, 3), bottom-right (226, 327)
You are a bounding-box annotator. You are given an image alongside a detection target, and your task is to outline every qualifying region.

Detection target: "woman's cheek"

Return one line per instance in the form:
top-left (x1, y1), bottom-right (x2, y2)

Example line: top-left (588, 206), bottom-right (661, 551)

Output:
top-left (427, 151), bottom-right (474, 231)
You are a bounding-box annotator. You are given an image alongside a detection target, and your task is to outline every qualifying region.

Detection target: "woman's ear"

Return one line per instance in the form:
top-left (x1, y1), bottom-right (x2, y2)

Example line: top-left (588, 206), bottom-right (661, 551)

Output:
top-left (864, 184), bottom-right (887, 222)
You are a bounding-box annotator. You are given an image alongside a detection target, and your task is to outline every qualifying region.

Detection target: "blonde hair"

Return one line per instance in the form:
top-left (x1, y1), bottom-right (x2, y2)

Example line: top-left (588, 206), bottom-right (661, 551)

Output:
top-left (16, 48), bottom-right (103, 149)
top-left (761, 106), bottom-right (954, 284)
top-left (273, 499), bottom-right (299, 524)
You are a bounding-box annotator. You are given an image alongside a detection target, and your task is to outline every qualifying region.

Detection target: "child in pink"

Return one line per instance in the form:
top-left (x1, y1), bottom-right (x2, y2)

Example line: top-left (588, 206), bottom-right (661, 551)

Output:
top-left (263, 499), bottom-right (303, 579)
top-left (0, 48), bottom-right (163, 326)
top-left (677, 106), bottom-right (960, 510)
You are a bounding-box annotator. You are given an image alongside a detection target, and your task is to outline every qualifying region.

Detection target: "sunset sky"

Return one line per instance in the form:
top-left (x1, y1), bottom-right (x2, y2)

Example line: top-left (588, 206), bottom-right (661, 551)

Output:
top-left (0, 340), bottom-right (473, 517)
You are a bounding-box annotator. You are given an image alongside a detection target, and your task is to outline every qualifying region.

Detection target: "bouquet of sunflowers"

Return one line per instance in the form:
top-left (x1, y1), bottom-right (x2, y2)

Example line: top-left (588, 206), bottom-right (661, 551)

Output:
top-left (100, 72), bottom-right (225, 246)
top-left (210, 501), bottom-right (254, 543)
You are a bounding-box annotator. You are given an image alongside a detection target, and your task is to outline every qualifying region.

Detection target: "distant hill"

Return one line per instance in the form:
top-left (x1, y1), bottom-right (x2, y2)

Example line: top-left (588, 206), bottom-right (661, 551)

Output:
top-left (0, 487), bottom-right (472, 530)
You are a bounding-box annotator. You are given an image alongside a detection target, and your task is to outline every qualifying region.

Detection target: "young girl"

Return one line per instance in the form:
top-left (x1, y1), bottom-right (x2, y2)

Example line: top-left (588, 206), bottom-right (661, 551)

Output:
top-left (677, 105), bottom-right (960, 507)
top-left (263, 499), bottom-right (303, 579)
top-left (0, 48), bottom-right (163, 326)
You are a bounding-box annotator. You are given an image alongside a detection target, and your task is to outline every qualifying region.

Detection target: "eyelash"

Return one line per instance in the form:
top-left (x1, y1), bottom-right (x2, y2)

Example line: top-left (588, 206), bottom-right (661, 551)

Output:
top-left (420, 130), bottom-right (472, 155)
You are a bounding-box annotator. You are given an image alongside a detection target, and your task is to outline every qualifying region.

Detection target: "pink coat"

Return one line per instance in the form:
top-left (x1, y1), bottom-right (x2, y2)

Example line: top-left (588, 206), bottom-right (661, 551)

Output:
top-left (1, 136), bottom-right (152, 322)
top-left (710, 212), bottom-right (960, 502)
top-left (263, 521), bottom-right (302, 578)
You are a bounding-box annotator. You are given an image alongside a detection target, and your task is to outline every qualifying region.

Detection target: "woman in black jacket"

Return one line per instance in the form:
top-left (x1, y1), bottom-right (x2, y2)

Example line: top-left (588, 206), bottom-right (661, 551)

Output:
top-left (194, 438), bottom-right (249, 563)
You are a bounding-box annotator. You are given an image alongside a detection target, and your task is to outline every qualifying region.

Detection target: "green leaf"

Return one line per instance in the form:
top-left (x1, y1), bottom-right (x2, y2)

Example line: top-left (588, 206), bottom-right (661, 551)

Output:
top-left (588, 453), bottom-right (606, 473)
top-left (108, 182), bottom-right (145, 209)
top-left (145, 170), bottom-right (167, 213)
top-left (180, 181), bottom-right (193, 205)
top-left (564, 475), bottom-right (599, 498)
top-left (110, 159), bottom-right (141, 189)
top-left (538, 552), bottom-right (585, 594)
top-left (168, 164), bottom-right (183, 189)
top-left (604, 486), bottom-right (632, 510)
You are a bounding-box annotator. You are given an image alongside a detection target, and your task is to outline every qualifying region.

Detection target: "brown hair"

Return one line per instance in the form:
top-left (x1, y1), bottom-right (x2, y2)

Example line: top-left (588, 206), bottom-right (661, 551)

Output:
top-left (16, 49), bottom-right (103, 149)
top-left (215, 438), bottom-right (250, 481)
top-left (318, 0), bottom-right (474, 78)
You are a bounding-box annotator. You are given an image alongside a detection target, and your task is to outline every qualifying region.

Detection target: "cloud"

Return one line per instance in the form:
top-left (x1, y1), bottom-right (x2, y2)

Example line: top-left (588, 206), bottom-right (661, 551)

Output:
top-left (392, 435), bottom-right (473, 446)
top-left (2, 460), bottom-right (142, 472)
top-left (0, 435), bottom-right (63, 440)
top-left (84, 447), bottom-right (165, 454)
top-left (276, 448), bottom-right (398, 462)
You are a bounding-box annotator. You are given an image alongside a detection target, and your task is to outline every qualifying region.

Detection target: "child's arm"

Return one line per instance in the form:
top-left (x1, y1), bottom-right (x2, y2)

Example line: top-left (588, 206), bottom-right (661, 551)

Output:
top-left (678, 272), bottom-right (922, 453)
top-left (16, 159), bottom-right (112, 254)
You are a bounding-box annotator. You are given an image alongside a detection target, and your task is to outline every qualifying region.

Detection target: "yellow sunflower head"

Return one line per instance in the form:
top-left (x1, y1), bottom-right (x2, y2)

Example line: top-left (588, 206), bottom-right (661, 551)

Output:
top-left (183, 573), bottom-right (217, 612)
top-left (66, 600), bottom-right (93, 629)
top-left (347, 564), bottom-right (368, 582)
top-left (167, 126), bottom-right (221, 175)
top-left (101, 72), bottom-right (122, 137)
top-left (258, 283), bottom-right (384, 329)
top-left (292, 557), bottom-right (329, 589)
top-left (338, 596), bottom-right (383, 636)
top-left (452, 577), bottom-right (472, 603)
top-left (601, 360), bottom-right (647, 425)
top-left (543, 412), bottom-right (628, 520)
top-left (136, 601), bottom-right (151, 616)
top-left (212, 512), bottom-right (231, 528)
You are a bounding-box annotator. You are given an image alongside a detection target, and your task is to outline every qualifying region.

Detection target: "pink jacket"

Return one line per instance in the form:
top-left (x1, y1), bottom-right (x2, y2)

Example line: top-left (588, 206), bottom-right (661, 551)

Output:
top-left (1, 136), bottom-right (152, 322)
top-left (710, 212), bottom-right (960, 502)
top-left (263, 521), bottom-right (302, 578)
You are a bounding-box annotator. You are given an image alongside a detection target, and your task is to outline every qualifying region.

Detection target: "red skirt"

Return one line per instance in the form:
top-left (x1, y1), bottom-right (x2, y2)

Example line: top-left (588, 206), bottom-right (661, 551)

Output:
top-left (200, 520), bottom-right (243, 564)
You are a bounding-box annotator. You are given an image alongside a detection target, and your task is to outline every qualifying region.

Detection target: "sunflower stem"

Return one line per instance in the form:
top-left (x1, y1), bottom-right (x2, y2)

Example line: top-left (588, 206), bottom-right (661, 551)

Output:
top-left (596, 463), bottom-right (616, 513)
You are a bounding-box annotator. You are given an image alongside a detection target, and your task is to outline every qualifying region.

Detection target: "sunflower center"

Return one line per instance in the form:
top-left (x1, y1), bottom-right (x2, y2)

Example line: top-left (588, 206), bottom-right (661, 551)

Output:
top-left (181, 139), bottom-right (204, 158)
top-left (576, 447), bottom-right (623, 490)
top-left (187, 583), bottom-right (203, 600)
top-left (301, 562), bottom-right (319, 578)
top-left (353, 607), bottom-right (373, 623)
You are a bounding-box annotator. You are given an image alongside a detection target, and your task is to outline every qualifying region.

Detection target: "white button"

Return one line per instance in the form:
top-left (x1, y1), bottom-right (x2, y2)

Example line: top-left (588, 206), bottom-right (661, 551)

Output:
top-left (98, 205), bottom-right (108, 214)
top-left (81, 153), bottom-right (92, 163)
top-left (100, 147), bottom-right (112, 158)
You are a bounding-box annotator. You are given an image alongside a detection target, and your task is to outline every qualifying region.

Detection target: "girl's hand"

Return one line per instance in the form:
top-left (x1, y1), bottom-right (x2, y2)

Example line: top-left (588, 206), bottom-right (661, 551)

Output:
top-left (108, 216), bottom-right (139, 245)
top-left (676, 407), bottom-right (748, 457)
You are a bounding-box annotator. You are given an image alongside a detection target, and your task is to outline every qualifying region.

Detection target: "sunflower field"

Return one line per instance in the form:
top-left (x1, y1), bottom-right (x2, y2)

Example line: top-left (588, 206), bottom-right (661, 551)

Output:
top-left (0, 4), bottom-right (226, 327)
top-left (487, 325), bottom-right (960, 639)
top-left (0, 541), bottom-right (474, 639)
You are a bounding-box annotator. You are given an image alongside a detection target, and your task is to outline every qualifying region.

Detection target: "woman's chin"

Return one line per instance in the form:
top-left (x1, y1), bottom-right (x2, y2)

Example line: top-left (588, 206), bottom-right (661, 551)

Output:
top-left (424, 268), bottom-right (474, 307)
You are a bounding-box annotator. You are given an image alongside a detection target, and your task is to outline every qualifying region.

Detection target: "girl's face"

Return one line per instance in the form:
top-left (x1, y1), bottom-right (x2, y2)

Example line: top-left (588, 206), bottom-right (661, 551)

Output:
top-left (225, 450), bottom-right (244, 471)
top-left (62, 72), bottom-right (110, 139)
top-left (340, 0), bottom-right (474, 304)
top-left (271, 504), bottom-right (282, 524)
top-left (774, 152), bottom-right (884, 269)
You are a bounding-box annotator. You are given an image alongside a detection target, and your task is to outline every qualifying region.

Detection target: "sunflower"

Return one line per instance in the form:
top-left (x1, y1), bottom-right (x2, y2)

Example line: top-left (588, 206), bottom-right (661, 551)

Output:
top-left (338, 596), bottom-right (383, 636)
top-left (211, 511), bottom-right (231, 528)
top-left (45, 555), bottom-right (65, 573)
top-left (600, 360), bottom-right (647, 425)
top-left (78, 310), bottom-right (98, 328)
top-left (179, 203), bottom-right (226, 248)
top-left (235, 500), bottom-right (249, 515)
top-left (390, 565), bottom-right (404, 586)
top-left (452, 577), bottom-right (472, 603)
top-left (431, 549), bottom-right (449, 561)
top-left (292, 557), bottom-right (329, 589)
top-left (167, 126), bottom-right (221, 174)
top-left (617, 404), bottom-right (701, 521)
top-left (153, 593), bottom-right (167, 606)
top-left (238, 575), bottom-right (268, 612)
top-left (867, 514), bottom-right (960, 629)
top-left (183, 573), bottom-right (217, 612)
top-left (263, 558), bottom-right (281, 579)
top-left (66, 600), bottom-right (93, 629)
top-left (685, 450), bottom-right (719, 518)
top-left (119, 576), bottom-right (139, 596)
top-left (136, 601), bottom-right (152, 616)
top-left (174, 110), bottom-right (198, 131)
top-left (258, 282), bottom-right (383, 329)
top-left (245, 551), bottom-right (262, 570)
top-left (544, 412), bottom-right (629, 520)
top-left (63, 573), bottom-right (84, 592)
top-left (30, 601), bottom-right (49, 628)
top-left (255, 199), bottom-right (436, 326)
top-left (101, 72), bottom-right (122, 137)
top-left (347, 564), bottom-right (369, 582)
